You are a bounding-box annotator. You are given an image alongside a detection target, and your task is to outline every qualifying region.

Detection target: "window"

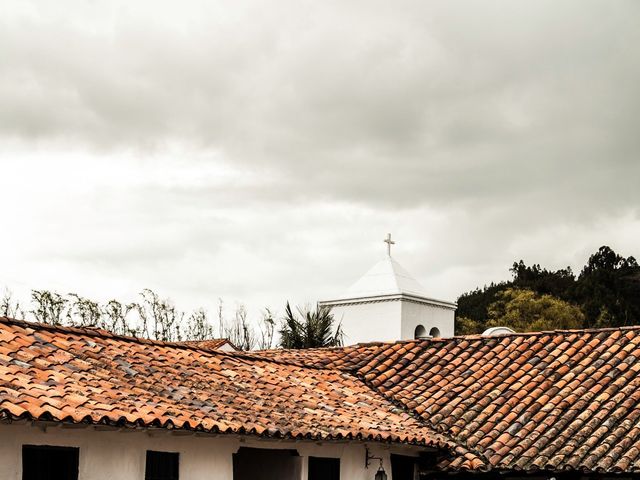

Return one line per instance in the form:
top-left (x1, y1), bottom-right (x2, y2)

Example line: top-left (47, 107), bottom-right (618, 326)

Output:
top-left (308, 456), bottom-right (340, 480)
top-left (145, 451), bottom-right (179, 480)
top-left (233, 447), bottom-right (302, 480)
top-left (390, 454), bottom-right (416, 480)
top-left (22, 445), bottom-right (79, 480)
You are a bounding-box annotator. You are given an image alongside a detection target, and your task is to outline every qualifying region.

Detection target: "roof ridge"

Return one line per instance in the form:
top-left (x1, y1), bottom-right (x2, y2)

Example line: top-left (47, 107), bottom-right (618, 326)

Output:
top-left (0, 316), bottom-right (243, 356)
top-left (345, 368), bottom-right (489, 468)
top-left (5, 315), bottom-right (640, 359)
top-left (352, 324), bottom-right (640, 346)
top-left (231, 350), bottom-right (349, 371)
top-left (0, 316), bottom-right (362, 370)
top-left (178, 338), bottom-right (232, 345)
top-left (449, 324), bottom-right (640, 340)
top-left (0, 317), bottom-right (372, 380)
top-left (257, 324), bottom-right (640, 351)
top-left (0, 317), bottom-right (386, 371)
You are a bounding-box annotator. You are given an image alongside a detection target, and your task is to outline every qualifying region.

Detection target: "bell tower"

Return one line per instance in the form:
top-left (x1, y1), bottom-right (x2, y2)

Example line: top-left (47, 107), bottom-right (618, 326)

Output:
top-left (318, 235), bottom-right (456, 345)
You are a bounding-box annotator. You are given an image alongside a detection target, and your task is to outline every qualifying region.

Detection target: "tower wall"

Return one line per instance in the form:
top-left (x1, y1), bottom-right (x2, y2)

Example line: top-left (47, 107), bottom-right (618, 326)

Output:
top-left (328, 301), bottom-right (402, 345)
top-left (325, 297), bottom-right (456, 345)
top-left (319, 251), bottom-right (457, 345)
top-left (400, 300), bottom-right (456, 339)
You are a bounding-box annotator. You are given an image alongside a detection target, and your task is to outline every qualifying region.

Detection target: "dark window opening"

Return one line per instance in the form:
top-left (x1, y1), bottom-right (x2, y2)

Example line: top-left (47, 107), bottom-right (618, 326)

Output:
top-left (428, 327), bottom-right (441, 338)
top-left (308, 456), bottom-right (340, 480)
top-left (145, 451), bottom-right (179, 480)
top-left (391, 454), bottom-right (417, 480)
top-left (414, 325), bottom-right (427, 339)
top-left (233, 447), bottom-right (302, 480)
top-left (22, 445), bottom-right (79, 480)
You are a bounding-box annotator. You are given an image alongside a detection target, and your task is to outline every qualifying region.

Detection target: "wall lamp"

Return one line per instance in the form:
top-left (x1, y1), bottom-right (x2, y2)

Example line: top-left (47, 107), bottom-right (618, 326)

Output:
top-left (365, 447), bottom-right (388, 480)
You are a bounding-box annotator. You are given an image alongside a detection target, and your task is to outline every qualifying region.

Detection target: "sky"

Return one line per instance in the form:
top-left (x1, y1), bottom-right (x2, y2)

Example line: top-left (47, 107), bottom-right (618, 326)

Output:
top-left (1, 0), bottom-right (639, 323)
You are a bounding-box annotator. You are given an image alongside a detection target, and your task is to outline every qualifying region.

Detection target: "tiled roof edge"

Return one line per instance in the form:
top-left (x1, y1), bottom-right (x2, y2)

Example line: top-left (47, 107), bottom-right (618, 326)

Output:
top-left (177, 338), bottom-right (239, 351)
top-left (0, 317), bottom-right (241, 356)
top-left (0, 410), bottom-right (441, 447)
top-left (350, 324), bottom-right (640, 345)
top-left (0, 317), bottom-right (357, 372)
top-left (256, 324), bottom-right (640, 353)
top-left (5, 315), bottom-right (640, 367)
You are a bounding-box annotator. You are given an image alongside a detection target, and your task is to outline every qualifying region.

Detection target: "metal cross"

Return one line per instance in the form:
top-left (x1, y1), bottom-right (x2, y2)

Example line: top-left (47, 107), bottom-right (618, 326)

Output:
top-left (384, 233), bottom-right (395, 256)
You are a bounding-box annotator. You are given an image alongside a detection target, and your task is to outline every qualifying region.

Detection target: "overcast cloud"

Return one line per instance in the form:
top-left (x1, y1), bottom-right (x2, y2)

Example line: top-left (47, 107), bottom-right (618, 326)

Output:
top-left (1, 0), bottom-right (639, 320)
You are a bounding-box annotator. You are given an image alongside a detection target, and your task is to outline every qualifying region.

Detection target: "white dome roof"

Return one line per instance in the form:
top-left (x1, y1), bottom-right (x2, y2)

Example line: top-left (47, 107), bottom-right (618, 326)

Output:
top-left (339, 255), bottom-right (428, 299)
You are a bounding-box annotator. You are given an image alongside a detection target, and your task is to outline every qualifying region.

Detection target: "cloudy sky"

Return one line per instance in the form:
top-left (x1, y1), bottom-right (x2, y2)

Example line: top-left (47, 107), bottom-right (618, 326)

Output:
top-left (1, 0), bottom-right (639, 321)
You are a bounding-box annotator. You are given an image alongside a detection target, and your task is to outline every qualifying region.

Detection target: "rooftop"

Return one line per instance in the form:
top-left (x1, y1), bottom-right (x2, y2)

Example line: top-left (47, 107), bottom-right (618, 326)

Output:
top-left (3, 316), bottom-right (640, 473)
top-left (0, 317), bottom-right (448, 448)
top-left (321, 255), bottom-right (455, 306)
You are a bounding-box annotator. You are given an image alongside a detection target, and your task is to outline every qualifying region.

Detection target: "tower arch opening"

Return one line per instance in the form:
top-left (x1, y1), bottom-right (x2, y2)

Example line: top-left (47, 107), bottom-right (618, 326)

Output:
top-left (414, 325), bottom-right (427, 339)
top-left (429, 327), bottom-right (441, 338)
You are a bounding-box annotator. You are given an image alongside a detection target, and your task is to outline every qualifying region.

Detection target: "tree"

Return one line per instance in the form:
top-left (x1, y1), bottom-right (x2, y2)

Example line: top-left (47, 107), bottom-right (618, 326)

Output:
top-left (456, 246), bottom-right (640, 332)
top-left (31, 290), bottom-right (68, 325)
top-left (1, 288), bottom-right (24, 319)
top-left (67, 293), bottom-right (101, 327)
top-left (184, 308), bottom-right (215, 341)
top-left (575, 246), bottom-right (640, 327)
top-left (455, 316), bottom-right (483, 335)
top-left (485, 288), bottom-right (583, 332)
top-left (257, 308), bottom-right (276, 350)
top-left (102, 299), bottom-right (137, 336)
top-left (279, 303), bottom-right (343, 349)
top-left (510, 260), bottom-right (575, 299)
top-left (133, 289), bottom-right (183, 342)
top-left (222, 304), bottom-right (256, 350)
top-left (3, 284), bottom-right (279, 348)
top-left (456, 282), bottom-right (509, 332)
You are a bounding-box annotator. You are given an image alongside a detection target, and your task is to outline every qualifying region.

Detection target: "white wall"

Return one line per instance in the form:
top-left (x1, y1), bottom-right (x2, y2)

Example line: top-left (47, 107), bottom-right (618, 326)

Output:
top-left (330, 301), bottom-right (402, 344)
top-left (400, 301), bottom-right (455, 339)
top-left (0, 423), bottom-right (424, 480)
top-left (330, 299), bottom-right (455, 345)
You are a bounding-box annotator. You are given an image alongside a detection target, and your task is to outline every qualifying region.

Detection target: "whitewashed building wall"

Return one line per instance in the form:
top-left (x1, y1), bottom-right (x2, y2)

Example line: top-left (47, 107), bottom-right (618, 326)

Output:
top-left (0, 423), bottom-right (422, 480)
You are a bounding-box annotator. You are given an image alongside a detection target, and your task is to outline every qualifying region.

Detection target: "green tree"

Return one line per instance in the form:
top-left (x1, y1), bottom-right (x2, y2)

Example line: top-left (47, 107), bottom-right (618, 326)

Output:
top-left (456, 282), bottom-right (509, 332)
top-left (1, 288), bottom-right (24, 319)
top-left (575, 246), bottom-right (640, 327)
top-left (257, 308), bottom-right (276, 350)
top-left (184, 308), bottom-right (215, 341)
top-left (133, 289), bottom-right (184, 342)
top-left (279, 302), bottom-right (343, 349)
top-left (456, 246), bottom-right (640, 332)
top-left (31, 290), bottom-right (68, 325)
top-left (67, 293), bottom-right (101, 327)
top-left (486, 288), bottom-right (583, 332)
top-left (222, 304), bottom-right (256, 351)
top-left (102, 299), bottom-right (137, 336)
top-left (510, 260), bottom-right (575, 298)
top-left (455, 316), bottom-right (483, 335)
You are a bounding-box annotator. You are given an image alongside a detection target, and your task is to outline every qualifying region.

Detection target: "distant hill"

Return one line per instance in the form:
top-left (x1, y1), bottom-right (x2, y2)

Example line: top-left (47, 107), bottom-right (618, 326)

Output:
top-left (456, 246), bottom-right (640, 334)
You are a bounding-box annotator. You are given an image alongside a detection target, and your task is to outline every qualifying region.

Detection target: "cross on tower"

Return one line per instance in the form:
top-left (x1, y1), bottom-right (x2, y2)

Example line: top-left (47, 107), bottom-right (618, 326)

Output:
top-left (384, 233), bottom-right (395, 256)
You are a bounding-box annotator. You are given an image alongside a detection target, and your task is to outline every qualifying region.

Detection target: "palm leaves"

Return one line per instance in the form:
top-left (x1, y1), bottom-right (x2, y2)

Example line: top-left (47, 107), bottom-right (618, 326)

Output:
top-left (279, 302), bottom-right (343, 349)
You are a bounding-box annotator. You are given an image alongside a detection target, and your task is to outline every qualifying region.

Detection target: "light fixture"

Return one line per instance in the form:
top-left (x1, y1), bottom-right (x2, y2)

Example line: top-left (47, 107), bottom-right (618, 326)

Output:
top-left (365, 447), bottom-right (388, 480)
top-left (374, 465), bottom-right (388, 480)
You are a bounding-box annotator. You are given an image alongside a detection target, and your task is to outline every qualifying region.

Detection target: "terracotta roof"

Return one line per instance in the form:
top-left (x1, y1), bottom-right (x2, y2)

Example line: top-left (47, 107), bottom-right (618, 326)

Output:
top-left (253, 328), bottom-right (640, 473)
top-left (4, 316), bottom-right (640, 473)
top-left (178, 338), bottom-right (237, 350)
top-left (247, 343), bottom-right (389, 370)
top-left (0, 317), bottom-right (447, 448)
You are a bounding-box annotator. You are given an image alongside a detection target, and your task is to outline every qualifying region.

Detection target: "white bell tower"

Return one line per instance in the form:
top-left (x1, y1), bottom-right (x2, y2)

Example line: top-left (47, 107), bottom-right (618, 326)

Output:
top-left (318, 235), bottom-right (456, 345)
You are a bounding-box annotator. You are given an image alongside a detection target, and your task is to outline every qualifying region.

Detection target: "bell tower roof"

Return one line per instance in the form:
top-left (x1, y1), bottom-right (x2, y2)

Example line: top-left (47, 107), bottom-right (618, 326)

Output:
top-left (341, 255), bottom-right (428, 299)
top-left (318, 234), bottom-right (457, 344)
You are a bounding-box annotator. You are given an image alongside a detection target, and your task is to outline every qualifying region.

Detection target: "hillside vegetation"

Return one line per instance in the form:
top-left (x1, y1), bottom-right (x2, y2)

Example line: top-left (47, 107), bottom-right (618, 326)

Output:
top-left (456, 246), bottom-right (640, 334)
